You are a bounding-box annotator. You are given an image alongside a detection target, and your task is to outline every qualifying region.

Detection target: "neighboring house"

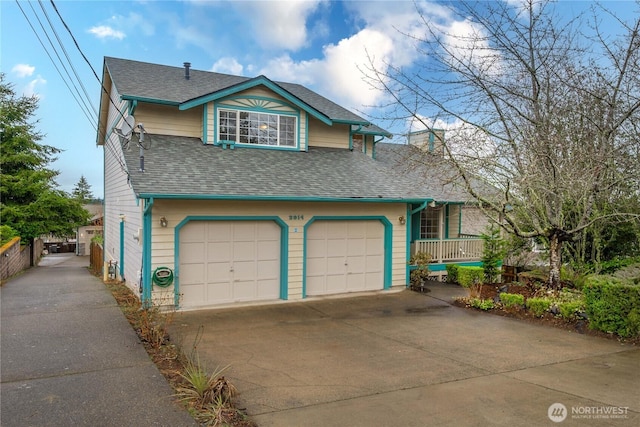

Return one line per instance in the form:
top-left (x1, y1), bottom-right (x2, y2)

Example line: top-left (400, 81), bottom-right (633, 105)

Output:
top-left (76, 203), bottom-right (104, 256)
top-left (97, 57), bottom-right (486, 310)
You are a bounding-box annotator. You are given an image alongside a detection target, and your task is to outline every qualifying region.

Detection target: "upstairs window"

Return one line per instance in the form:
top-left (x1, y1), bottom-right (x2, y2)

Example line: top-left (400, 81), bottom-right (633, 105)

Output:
top-left (218, 109), bottom-right (296, 147)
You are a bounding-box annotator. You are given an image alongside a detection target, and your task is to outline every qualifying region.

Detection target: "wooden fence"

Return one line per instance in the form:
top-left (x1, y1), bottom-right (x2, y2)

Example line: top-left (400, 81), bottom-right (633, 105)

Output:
top-left (89, 242), bottom-right (103, 275)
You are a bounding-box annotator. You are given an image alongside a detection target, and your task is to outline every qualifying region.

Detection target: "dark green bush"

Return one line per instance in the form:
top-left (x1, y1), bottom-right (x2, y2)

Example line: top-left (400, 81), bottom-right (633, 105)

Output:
top-left (446, 264), bottom-right (459, 283)
top-left (1, 225), bottom-right (18, 246)
top-left (526, 297), bottom-right (552, 317)
top-left (583, 276), bottom-right (640, 338)
top-left (499, 293), bottom-right (524, 308)
top-left (458, 266), bottom-right (484, 288)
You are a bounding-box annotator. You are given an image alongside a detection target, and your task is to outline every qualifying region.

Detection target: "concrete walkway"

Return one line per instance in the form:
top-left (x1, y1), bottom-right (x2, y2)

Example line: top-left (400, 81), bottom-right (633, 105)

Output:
top-left (0, 253), bottom-right (196, 427)
top-left (170, 283), bottom-right (640, 426)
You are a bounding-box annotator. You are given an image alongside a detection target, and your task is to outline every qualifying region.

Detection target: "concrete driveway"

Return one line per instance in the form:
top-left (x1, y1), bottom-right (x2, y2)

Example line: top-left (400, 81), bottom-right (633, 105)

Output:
top-left (169, 284), bottom-right (639, 426)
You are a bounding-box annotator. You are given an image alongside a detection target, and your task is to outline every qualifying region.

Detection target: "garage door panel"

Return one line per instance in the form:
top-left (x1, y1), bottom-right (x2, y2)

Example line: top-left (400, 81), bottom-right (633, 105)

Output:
top-left (207, 242), bottom-right (231, 261)
top-left (306, 220), bottom-right (384, 296)
top-left (180, 220), bottom-right (280, 309)
top-left (257, 240), bottom-right (279, 258)
top-left (347, 239), bottom-right (365, 256)
top-left (182, 222), bottom-right (205, 242)
top-left (180, 264), bottom-right (205, 285)
top-left (180, 284), bottom-right (205, 307)
top-left (327, 238), bottom-right (347, 256)
top-left (181, 242), bottom-right (205, 263)
top-left (208, 222), bottom-right (231, 241)
top-left (257, 259), bottom-right (279, 278)
top-left (207, 262), bottom-right (231, 282)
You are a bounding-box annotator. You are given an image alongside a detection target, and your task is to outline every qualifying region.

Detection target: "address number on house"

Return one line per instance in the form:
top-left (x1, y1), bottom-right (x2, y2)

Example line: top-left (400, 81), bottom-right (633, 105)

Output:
top-left (288, 215), bottom-right (304, 220)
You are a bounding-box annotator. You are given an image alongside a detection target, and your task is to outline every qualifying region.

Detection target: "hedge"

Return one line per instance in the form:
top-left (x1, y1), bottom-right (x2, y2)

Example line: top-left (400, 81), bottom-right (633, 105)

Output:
top-left (457, 266), bottom-right (484, 288)
top-left (583, 276), bottom-right (640, 338)
top-left (446, 264), bottom-right (459, 283)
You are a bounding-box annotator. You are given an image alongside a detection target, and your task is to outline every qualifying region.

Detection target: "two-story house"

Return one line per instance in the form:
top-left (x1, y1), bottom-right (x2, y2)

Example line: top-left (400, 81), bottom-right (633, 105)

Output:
top-left (97, 57), bottom-right (486, 310)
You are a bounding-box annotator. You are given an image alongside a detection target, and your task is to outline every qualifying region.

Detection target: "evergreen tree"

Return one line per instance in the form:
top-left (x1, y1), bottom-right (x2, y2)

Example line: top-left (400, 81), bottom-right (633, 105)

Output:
top-left (0, 74), bottom-right (89, 255)
top-left (72, 175), bottom-right (94, 203)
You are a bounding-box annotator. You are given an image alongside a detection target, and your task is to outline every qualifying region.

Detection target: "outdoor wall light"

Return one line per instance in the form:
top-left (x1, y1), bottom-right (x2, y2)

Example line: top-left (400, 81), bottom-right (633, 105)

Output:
top-left (159, 216), bottom-right (168, 227)
top-left (398, 216), bottom-right (406, 225)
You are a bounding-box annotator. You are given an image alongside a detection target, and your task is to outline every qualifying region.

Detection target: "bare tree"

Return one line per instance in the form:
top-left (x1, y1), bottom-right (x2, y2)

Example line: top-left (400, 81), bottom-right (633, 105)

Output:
top-left (367, 0), bottom-right (640, 288)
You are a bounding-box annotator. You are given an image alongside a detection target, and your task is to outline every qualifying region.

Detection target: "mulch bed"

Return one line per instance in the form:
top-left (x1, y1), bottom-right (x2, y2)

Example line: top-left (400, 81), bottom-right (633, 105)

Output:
top-left (449, 283), bottom-right (640, 345)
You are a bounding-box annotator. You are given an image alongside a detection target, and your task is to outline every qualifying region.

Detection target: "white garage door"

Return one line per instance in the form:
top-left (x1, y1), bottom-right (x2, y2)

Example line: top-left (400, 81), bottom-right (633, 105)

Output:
top-left (179, 221), bottom-right (280, 309)
top-left (306, 220), bottom-right (384, 296)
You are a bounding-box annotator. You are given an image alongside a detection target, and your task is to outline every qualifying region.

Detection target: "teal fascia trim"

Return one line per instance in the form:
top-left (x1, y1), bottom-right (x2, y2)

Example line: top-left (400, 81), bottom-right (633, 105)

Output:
top-left (202, 103), bottom-right (208, 143)
top-left (179, 76), bottom-right (332, 126)
top-left (302, 216), bottom-right (393, 298)
top-left (121, 95), bottom-right (179, 106)
top-left (128, 100), bottom-right (137, 115)
top-left (142, 198), bottom-right (154, 308)
top-left (119, 219), bottom-right (125, 278)
top-left (429, 261), bottom-right (483, 272)
top-left (137, 193), bottom-right (427, 204)
top-left (334, 119), bottom-right (369, 126)
top-left (173, 216), bottom-right (289, 308)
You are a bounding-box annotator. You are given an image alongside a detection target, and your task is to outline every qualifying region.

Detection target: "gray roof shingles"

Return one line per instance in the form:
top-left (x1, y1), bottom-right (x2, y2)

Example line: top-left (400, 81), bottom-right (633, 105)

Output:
top-left (105, 57), bottom-right (383, 129)
top-left (123, 135), bottom-right (425, 201)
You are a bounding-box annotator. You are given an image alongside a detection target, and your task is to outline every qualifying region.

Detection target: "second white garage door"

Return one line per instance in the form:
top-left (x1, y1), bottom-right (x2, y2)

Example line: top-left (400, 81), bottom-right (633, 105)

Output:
top-left (179, 221), bottom-right (281, 309)
top-left (306, 220), bottom-right (384, 296)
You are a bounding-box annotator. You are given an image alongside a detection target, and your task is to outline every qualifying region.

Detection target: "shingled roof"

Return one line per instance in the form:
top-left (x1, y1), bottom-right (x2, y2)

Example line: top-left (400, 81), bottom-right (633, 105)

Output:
top-left (104, 57), bottom-right (389, 135)
top-left (375, 143), bottom-right (480, 203)
top-left (123, 135), bottom-right (424, 201)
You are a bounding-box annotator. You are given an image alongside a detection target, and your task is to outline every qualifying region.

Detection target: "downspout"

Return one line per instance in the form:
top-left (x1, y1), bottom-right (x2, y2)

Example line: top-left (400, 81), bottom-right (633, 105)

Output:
top-left (372, 136), bottom-right (385, 159)
top-left (142, 198), bottom-right (154, 308)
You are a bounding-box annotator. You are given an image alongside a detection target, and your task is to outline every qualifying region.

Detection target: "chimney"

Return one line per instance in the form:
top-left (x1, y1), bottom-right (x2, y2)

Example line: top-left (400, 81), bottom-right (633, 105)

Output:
top-left (183, 62), bottom-right (191, 80)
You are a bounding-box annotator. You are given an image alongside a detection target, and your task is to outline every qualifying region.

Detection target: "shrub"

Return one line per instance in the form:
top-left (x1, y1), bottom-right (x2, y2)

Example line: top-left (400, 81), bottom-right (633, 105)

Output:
top-left (499, 293), bottom-right (524, 308)
top-left (470, 298), bottom-right (494, 310)
top-left (0, 225), bottom-right (18, 246)
top-left (446, 264), bottom-right (459, 283)
top-left (557, 301), bottom-right (584, 319)
top-left (583, 276), bottom-right (640, 337)
top-left (481, 224), bottom-right (505, 283)
top-left (409, 252), bottom-right (432, 286)
top-left (526, 297), bottom-right (552, 317)
top-left (458, 266), bottom-right (485, 288)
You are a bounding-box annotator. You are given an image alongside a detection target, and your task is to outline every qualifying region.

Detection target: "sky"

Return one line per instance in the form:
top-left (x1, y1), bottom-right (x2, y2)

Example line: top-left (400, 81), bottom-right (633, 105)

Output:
top-left (1, 0), bottom-right (638, 199)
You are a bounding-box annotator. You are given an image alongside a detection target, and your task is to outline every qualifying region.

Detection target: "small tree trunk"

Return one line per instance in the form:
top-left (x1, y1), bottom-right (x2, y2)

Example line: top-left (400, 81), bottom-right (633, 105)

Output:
top-left (548, 232), bottom-right (562, 289)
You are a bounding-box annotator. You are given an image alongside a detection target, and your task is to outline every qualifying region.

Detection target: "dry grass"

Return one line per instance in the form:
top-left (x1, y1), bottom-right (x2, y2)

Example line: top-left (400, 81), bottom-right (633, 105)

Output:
top-left (102, 279), bottom-right (256, 427)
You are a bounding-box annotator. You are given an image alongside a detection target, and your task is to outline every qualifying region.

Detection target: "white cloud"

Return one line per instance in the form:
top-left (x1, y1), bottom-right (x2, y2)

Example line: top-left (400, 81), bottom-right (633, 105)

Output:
top-left (23, 75), bottom-right (47, 97)
top-left (211, 57), bottom-right (244, 75)
top-left (233, 0), bottom-right (324, 51)
top-left (12, 64), bottom-right (35, 78)
top-left (88, 25), bottom-right (126, 40)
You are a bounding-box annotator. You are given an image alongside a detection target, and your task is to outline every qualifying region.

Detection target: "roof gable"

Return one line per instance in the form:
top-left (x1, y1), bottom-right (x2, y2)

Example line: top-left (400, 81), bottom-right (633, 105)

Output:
top-left (103, 57), bottom-right (387, 134)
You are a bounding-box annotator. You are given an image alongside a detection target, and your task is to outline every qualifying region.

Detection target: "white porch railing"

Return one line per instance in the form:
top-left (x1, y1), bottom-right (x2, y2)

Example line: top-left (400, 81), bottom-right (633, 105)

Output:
top-left (413, 238), bottom-right (484, 263)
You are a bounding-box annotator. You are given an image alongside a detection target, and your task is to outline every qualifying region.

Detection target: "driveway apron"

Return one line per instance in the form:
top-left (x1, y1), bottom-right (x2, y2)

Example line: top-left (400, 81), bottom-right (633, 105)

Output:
top-left (170, 284), bottom-right (640, 426)
top-left (0, 253), bottom-right (196, 427)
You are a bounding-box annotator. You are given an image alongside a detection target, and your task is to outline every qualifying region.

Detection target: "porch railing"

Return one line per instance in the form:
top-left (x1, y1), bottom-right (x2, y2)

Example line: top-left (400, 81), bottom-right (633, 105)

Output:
top-left (413, 238), bottom-right (484, 263)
